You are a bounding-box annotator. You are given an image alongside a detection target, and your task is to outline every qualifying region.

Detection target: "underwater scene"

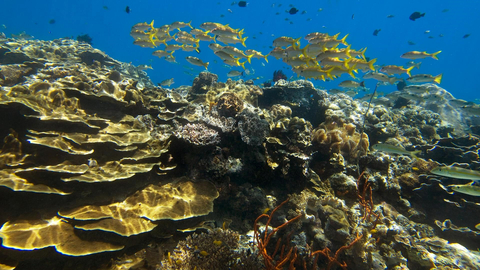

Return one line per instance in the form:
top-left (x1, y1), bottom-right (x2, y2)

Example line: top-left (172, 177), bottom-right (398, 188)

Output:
top-left (1, 0), bottom-right (480, 269)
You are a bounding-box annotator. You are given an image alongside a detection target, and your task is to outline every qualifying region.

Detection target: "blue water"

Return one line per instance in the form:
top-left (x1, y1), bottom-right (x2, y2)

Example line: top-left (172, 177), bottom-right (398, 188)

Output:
top-left (2, 0), bottom-right (478, 101)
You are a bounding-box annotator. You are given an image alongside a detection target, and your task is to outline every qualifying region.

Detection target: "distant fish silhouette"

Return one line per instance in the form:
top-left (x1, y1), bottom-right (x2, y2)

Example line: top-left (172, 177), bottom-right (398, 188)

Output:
top-left (463, 34), bottom-right (471, 39)
top-left (125, 6), bottom-right (131, 14)
top-left (373, 29), bottom-right (381, 36)
top-left (238, 1), bottom-right (247, 7)
top-left (409, 11), bottom-right (425, 21)
top-left (289, 7), bottom-right (299, 15)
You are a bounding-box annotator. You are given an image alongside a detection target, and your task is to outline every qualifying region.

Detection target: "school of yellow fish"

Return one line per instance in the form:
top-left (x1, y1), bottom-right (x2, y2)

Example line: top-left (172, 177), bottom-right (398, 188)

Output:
top-left (130, 19), bottom-right (445, 94)
top-left (130, 20), bottom-right (266, 72)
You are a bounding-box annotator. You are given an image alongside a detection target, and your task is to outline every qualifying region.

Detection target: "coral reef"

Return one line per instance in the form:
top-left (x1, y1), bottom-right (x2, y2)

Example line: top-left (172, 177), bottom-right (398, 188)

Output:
top-left (1, 36), bottom-right (480, 270)
top-left (160, 228), bottom-right (262, 270)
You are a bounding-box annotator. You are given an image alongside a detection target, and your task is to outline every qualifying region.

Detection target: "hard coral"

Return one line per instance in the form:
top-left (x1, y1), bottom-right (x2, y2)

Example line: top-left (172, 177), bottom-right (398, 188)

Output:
top-left (174, 122), bottom-right (220, 146)
top-left (238, 108), bottom-right (270, 146)
top-left (161, 228), bottom-right (261, 270)
top-left (192, 71), bottom-right (218, 94)
top-left (216, 92), bottom-right (244, 117)
top-left (312, 121), bottom-right (369, 161)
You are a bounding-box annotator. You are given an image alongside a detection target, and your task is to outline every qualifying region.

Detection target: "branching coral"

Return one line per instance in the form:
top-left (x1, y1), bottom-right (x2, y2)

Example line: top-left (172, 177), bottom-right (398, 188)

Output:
top-left (254, 198), bottom-right (303, 270)
top-left (310, 233), bottom-right (363, 270)
top-left (357, 172), bottom-right (380, 229)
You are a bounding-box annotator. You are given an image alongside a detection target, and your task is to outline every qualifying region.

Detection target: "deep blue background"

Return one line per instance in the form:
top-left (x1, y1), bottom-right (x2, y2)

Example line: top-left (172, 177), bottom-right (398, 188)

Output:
top-left (1, 0), bottom-right (478, 101)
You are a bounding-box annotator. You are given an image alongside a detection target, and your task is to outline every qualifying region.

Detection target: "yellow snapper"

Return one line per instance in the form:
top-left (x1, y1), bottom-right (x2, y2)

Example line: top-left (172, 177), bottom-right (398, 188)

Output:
top-left (430, 166), bottom-right (480, 181)
top-left (363, 72), bottom-right (397, 84)
top-left (380, 65), bottom-right (415, 77)
top-left (339, 80), bottom-right (365, 89)
top-left (269, 47), bottom-right (286, 59)
top-left (245, 49), bottom-right (269, 62)
top-left (220, 46), bottom-right (250, 60)
top-left (160, 78), bottom-right (174, 87)
top-left (208, 43), bottom-right (224, 52)
top-left (152, 50), bottom-right (173, 58)
top-left (372, 143), bottom-right (420, 158)
top-left (170, 20), bottom-right (192, 29)
top-left (406, 74), bottom-right (442, 84)
top-left (195, 33), bottom-right (215, 42)
top-left (211, 26), bottom-right (244, 38)
top-left (349, 58), bottom-right (376, 71)
top-left (401, 50), bottom-right (441, 60)
top-left (448, 183), bottom-right (480, 196)
top-left (227, 70), bottom-right (243, 77)
top-left (132, 20), bottom-right (154, 31)
top-left (273, 36), bottom-right (301, 48)
top-left (199, 22), bottom-right (226, 31)
top-left (186, 56), bottom-right (209, 69)
top-left (216, 35), bottom-right (248, 47)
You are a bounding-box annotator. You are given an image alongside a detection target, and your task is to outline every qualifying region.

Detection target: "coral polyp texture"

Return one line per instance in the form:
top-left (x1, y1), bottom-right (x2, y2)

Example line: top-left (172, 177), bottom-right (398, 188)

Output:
top-left (1, 37), bottom-right (480, 270)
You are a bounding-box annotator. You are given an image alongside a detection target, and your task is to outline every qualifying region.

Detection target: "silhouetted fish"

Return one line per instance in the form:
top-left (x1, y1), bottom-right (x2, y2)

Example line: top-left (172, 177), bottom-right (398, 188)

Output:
top-left (125, 6), bottom-right (131, 14)
top-left (238, 1), bottom-right (247, 7)
top-left (409, 11), bottom-right (425, 21)
top-left (397, 79), bottom-right (406, 91)
top-left (373, 29), bottom-right (381, 36)
top-left (289, 7), bottom-right (298, 15)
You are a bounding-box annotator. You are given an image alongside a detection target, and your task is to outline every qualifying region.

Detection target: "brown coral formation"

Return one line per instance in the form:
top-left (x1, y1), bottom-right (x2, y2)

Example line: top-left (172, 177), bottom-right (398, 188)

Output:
top-left (160, 228), bottom-right (261, 269)
top-left (312, 120), bottom-right (369, 160)
top-left (216, 92), bottom-right (244, 117)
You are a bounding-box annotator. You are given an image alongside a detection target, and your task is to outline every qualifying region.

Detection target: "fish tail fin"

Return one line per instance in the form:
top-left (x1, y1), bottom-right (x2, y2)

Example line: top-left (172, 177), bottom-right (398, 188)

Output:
top-left (238, 29), bottom-right (244, 39)
top-left (345, 44), bottom-right (352, 58)
top-left (368, 58), bottom-right (377, 71)
top-left (406, 65), bottom-right (415, 77)
top-left (247, 54), bottom-right (253, 64)
top-left (148, 35), bottom-right (157, 46)
top-left (301, 44), bottom-right (310, 57)
top-left (293, 37), bottom-right (302, 49)
top-left (344, 58), bottom-right (351, 69)
top-left (239, 60), bottom-right (246, 70)
top-left (434, 73), bottom-right (443, 84)
top-left (212, 35), bottom-right (216, 43)
top-left (347, 67), bottom-right (356, 79)
top-left (187, 20), bottom-right (193, 29)
top-left (360, 47), bottom-right (367, 60)
top-left (411, 150), bottom-right (421, 159)
top-left (389, 77), bottom-right (396, 85)
top-left (325, 67), bottom-right (335, 80)
top-left (341, 33), bottom-right (349, 45)
top-left (241, 37), bottom-right (248, 47)
top-left (431, 50), bottom-right (441, 60)
top-left (264, 54), bottom-right (269, 63)
top-left (149, 20), bottom-right (155, 29)
top-left (204, 62), bottom-right (209, 70)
